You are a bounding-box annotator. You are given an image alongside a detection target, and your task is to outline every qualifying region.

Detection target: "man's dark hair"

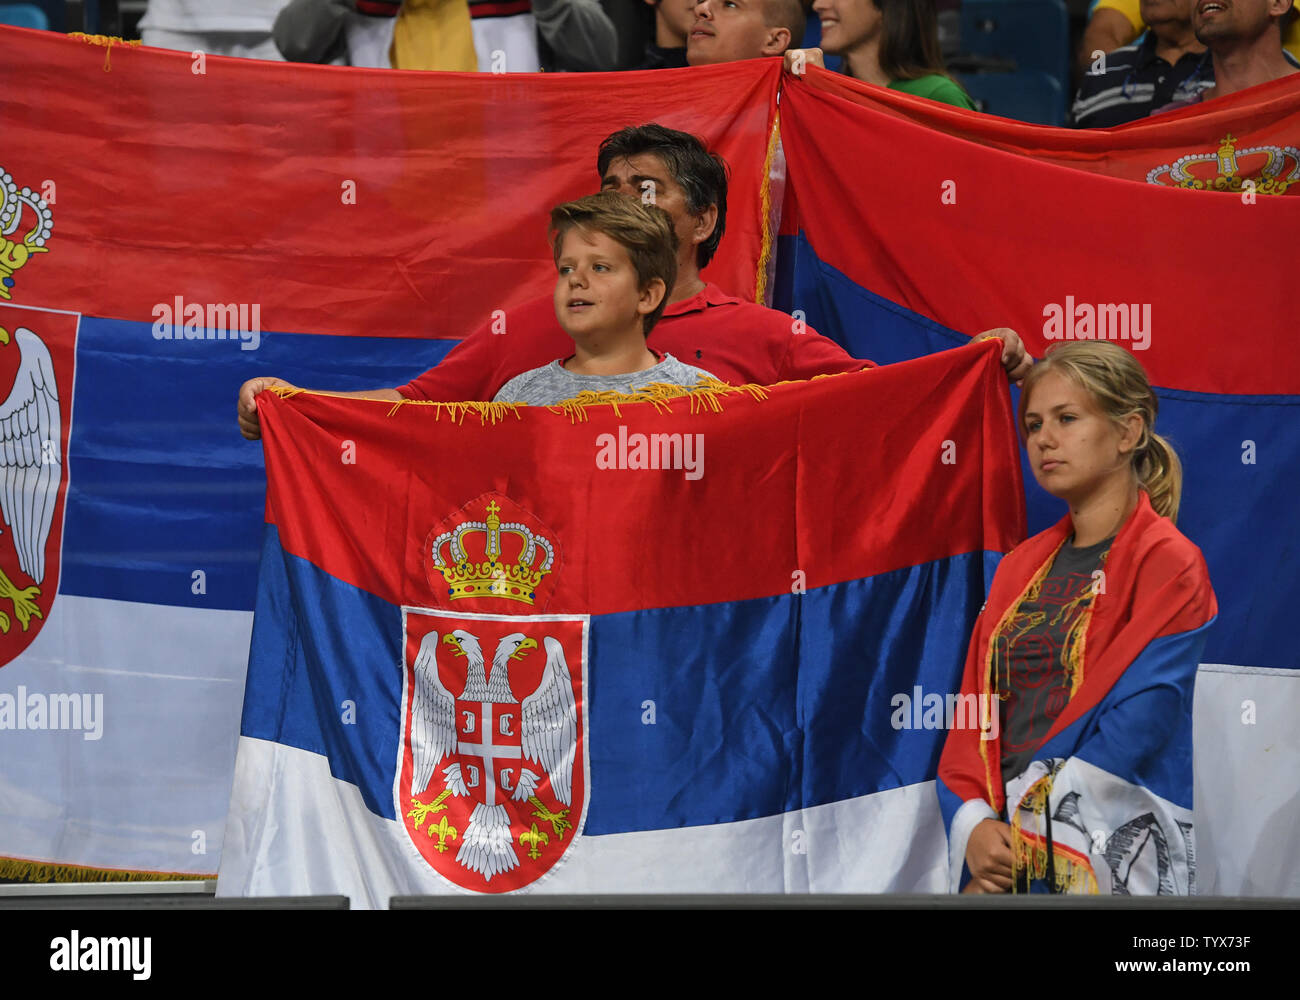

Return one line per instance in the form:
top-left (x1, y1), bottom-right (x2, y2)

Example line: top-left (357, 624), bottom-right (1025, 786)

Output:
top-left (596, 124), bottom-right (729, 269)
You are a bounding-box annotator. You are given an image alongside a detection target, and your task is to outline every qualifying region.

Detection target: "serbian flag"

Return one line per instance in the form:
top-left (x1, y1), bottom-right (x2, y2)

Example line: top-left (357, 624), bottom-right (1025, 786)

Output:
top-left (782, 65), bottom-right (1300, 192)
top-left (937, 492), bottom-right (1217, 894)
top-left (776, 69), bottom-right (1299, 895)
top-left (217, 342), bottom-right (1022, 904)
top-left (0, 27), bottom-right (776, 882)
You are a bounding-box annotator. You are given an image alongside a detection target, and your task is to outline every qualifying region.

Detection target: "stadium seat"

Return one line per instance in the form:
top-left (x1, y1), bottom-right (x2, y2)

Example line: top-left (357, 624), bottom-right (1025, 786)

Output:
top-left (957, 70), bottom-right (1066, 126)
top-left (960, 0), bottom-right (1069, 118)
top-left (0, 3), bottom-right (49, 28)
top-left (79, 0), bottom-right (105, 34)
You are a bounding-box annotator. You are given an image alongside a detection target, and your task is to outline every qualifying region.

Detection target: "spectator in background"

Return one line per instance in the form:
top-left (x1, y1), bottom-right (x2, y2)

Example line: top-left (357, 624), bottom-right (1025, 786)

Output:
top-left (273, 0), bottom-right (456, 68)
top-left (784, 0), bottom-right (975, 109)
top-left (502, 0), bottom-right (622, 70)
top-left (272, 0), bottom-right (620, 70)
top-left (1071, 0), bottom-right (1210, 127)
top-left (1155, 0), bottom-right (1299, 110)
top-left (1078, 0), bottom-right (1300, 73)
top-left (139, 0), bottom-right (290, 60)
top-left (383, 0), bottom-right (476, 69)
top-left (637, 0), bottom-right (694, 67)
top-left (685, 0), bottom-right (806, 64)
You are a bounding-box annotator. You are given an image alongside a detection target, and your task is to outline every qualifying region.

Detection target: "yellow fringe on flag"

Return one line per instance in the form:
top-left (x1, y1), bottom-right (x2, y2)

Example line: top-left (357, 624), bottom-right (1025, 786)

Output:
top-left (1049, 549), bottom-right (1106, 698)
top-left (1010, 833), bottom-right (1099, 895)
top-left (268, 377), bottom-right (773, 426)
top-left (1009, 774), bottom-right (1099, 895)
top-left (267, 384), bottom-right (523, 426)
top-left (384, 399), bottom-right (523, 425)
top-left (754, 112), bottom-right (781, 306)
top-left (69, 33), bottom-right (140, 72)
top-left (0, 855), bottom-right (208, 884)
top-left (977, 538), bottom-right (1067, 807)
top-left (545, 377), bottom-right (769, 423)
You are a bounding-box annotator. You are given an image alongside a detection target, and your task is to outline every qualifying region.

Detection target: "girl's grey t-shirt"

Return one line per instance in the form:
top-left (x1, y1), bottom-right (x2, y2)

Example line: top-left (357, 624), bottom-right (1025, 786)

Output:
top-left (492, 353), bottom-right (718, 406)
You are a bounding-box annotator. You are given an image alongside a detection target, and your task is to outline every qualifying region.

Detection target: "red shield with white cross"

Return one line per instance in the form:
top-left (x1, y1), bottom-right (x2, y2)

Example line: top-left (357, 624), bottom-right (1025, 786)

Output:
top-left (397, 607), bottom-right (589, 893)
top-left (0, 303), bottom-right (75, 669)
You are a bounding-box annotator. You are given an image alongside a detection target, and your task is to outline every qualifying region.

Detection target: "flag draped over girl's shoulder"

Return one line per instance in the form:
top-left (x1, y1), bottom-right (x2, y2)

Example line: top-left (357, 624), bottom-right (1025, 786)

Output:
top-left (937, 490), bottom-right (1217, 894)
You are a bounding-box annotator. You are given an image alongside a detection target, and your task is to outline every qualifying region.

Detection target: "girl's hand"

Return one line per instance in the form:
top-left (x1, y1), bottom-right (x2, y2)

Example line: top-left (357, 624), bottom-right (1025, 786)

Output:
top-left (972, 328), bottom-right (1033, 385)
top-left (965, 818), bottom-right (1014, 893)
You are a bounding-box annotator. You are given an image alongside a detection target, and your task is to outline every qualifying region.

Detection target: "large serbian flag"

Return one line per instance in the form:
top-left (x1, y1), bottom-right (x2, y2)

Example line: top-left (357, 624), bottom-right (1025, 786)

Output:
top-left (217, 341), bottom-right (1023, 904)
top-left (775, 69), bottom-right (1300, 895)
top-left (0, 26), bottom-right (776, 882)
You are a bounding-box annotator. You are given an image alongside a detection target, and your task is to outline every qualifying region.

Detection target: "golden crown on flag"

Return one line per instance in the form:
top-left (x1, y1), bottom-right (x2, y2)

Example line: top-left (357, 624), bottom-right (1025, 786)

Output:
top-left (1146, 134), bottom-right (1300, 195)
top-left (429, 500), bottom-right (555, 606)
top-left (0, 168), bottom-right (55, 301)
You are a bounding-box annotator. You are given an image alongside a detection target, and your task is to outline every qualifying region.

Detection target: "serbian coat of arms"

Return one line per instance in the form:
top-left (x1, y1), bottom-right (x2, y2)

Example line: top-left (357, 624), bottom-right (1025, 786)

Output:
top-left (397, 493), bottom-right (588, 893)
top-left (398, 609), bottom-right (589, 893)
top-left (0, 303), bottom-right (73, 667)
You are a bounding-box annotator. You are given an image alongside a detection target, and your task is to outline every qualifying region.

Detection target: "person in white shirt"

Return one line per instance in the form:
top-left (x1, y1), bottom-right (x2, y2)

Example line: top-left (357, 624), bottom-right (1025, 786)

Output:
top-left (139, 0), bottom-right (291, 60)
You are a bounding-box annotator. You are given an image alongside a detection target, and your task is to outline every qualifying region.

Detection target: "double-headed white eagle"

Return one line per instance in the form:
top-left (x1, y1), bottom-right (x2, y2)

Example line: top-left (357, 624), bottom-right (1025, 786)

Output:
top-left (0, 326), bottom-right (59, 633)
top-left (410, 628), bottom-right (577, 881)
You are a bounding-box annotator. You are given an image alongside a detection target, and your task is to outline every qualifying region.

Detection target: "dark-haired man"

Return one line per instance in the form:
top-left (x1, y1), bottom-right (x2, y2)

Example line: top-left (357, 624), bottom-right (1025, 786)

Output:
top-left (238, 124), bottom-right (1029, 438)
top-left (1186, 0), bottom-right (1300, 100)
top-left (685, 0), bottom-right (806, 65)
top-left (1071, 0), bottom-right (1211, 127)
top-left (1078, 0), bottom-right (1299, 74)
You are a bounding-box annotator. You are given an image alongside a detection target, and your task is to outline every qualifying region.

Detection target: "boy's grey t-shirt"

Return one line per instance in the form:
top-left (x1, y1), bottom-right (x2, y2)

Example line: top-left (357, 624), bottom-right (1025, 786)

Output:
top-left (492, 353), bottom-right (718, 406)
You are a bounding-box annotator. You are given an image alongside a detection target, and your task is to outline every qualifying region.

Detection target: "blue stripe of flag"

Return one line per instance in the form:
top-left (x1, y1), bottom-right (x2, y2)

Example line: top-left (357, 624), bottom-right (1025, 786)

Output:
top-left (776, 232), bottom-right (1300, 670)
top-left (60, 317), bottom-right (456, 611)
top-left (244, 526), bottom-right (993, 831)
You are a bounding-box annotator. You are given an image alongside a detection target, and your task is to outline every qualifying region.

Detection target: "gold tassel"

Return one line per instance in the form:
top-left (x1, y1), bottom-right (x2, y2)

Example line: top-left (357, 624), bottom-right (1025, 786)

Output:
top-left (1009, 773), bottom-right (1099, 895)
top-left (68, 33), bottom-right (141, 72)
top-left (978, 538), bottom-right (1067, 806)
top-left (386, 399), bottom-right (522, 426)
top-left (1054, 548), bottom-right (1107, 697)
top-left (1010, 831), bottom-right (1099, 895)
top-left (754, 112), bottom-right (781, 305)
top-left (545, 378), bottom-right (769, 424)
top-left (266, 385), bottom-right (523, 427)
top-left (266, 378), bottom-right (772, 426)
top-left (0, 855), bottom-right (208, 884)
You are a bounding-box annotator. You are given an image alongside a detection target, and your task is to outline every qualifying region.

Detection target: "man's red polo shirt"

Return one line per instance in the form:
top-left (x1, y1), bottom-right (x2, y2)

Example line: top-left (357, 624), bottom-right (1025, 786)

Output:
top-left (397, 283), bottom-right (874, 402)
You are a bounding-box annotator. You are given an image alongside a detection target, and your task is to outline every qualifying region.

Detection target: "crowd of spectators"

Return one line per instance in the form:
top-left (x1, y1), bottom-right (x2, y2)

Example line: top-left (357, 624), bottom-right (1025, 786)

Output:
top-left (123, 0), bottom-right (1300, 126)
top-left (1072, 0), bottom-right (1299, 127)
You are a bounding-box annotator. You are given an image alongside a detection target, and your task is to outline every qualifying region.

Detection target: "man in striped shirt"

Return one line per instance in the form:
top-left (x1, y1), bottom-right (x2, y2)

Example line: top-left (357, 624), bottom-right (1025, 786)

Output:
top-left (1072, 0), bottom-right (1212, 127)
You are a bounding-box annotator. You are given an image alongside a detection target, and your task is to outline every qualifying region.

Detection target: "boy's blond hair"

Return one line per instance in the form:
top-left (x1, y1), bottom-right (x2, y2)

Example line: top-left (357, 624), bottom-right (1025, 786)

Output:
top-left (549, 192), bottom-right (679, 334)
